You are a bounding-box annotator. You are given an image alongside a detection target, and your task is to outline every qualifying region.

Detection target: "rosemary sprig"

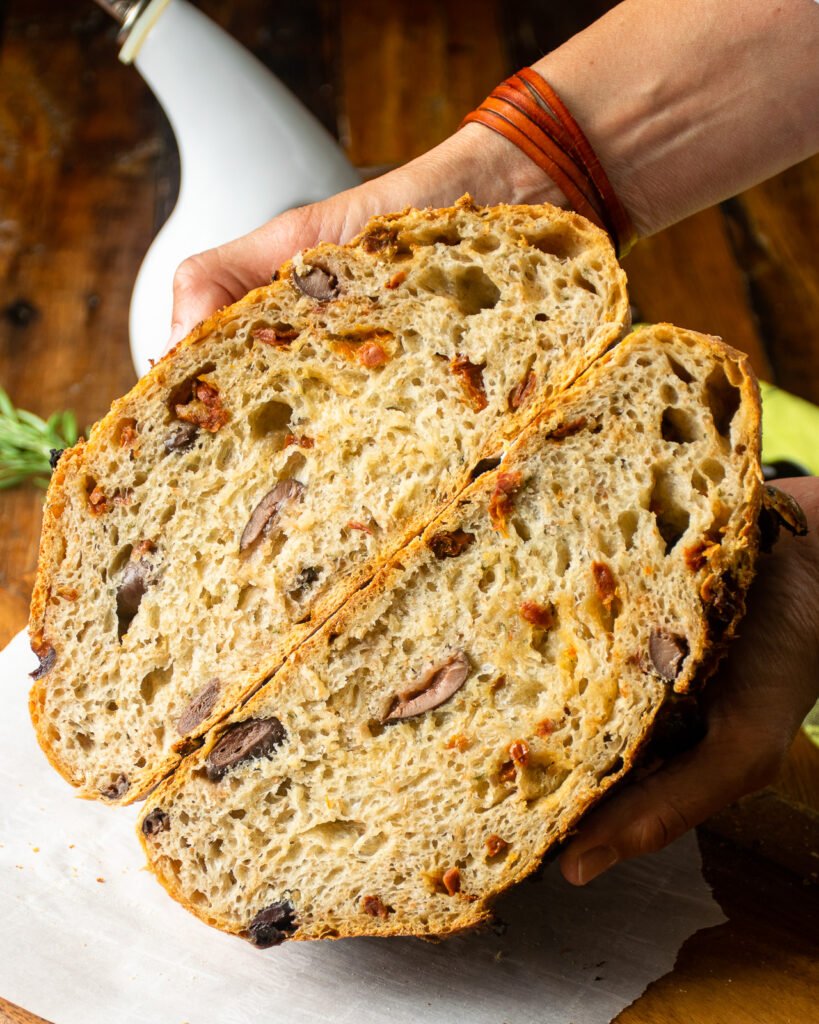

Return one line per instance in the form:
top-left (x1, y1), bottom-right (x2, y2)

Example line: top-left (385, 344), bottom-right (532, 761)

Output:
top-left (0, 387), bottom-right (79, 490)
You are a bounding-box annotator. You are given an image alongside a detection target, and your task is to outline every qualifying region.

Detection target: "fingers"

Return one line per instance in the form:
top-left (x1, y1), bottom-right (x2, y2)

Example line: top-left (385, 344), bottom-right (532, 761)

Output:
top-left (168, 252), bottom-right (248, 350)
top-left (166, 204), bottom-right (326, 351)
top-left (559, 725), bottom-right (783, 886)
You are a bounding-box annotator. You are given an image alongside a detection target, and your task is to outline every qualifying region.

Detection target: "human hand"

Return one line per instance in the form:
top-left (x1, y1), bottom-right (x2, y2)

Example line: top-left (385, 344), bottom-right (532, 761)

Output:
top-left (559, 476), bottom-right (819, 885)
top-left (167, 124), bottom-right (562, 348)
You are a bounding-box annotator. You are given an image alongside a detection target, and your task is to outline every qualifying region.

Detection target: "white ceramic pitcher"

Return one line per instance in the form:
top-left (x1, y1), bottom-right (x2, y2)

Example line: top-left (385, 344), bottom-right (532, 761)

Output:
top-left (96, 0), bottom-right (360, 374)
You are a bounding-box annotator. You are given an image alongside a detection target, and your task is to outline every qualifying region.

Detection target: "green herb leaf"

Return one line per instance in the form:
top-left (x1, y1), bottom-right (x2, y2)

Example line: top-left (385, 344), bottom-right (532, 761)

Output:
top-left (0, 387), bottom-right (80, 490)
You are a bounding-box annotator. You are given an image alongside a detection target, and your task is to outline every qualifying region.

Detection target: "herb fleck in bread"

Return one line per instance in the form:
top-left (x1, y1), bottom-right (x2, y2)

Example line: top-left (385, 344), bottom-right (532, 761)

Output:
top-left (137, 325), bottom-right (762, 945)
top-left (29, 198), bottom-right (628, 803)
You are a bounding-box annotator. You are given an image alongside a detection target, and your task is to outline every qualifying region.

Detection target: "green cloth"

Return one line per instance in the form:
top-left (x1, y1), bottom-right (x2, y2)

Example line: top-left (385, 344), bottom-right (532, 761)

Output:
top-left (760, 381), bottom-right (819, 747)
top-left (760, 380), bottom-right (819, 474)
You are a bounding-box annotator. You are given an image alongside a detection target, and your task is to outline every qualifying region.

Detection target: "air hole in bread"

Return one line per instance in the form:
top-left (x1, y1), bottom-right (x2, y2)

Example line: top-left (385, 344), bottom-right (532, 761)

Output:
top-left (701, 458), bottom-right (726, 484)
top-left (522, 230), bottom-right (579, 260)
top-left (140, 665), bottom-right (173, 706)
top-left (529, 625), bottom-right (552, 657)
top-left (705, 365), bottom-right (741, 437)
top-left (511, 516), bottom-right (531, 542)
top-left (553, 537), bottom-right (571, 576)
top-left (661, 407), bottom-right (699, 444)
top-left (410, 227), bottom-right (462, 246)
top-left (471, 456), bottom-right (501, 479)
top-left (413, 265), bottom-right (501, 315)
top-left (618, 510), bottom-right (639, 549)
top-left (599, 755), bottom-right (624, 780)
top-left (249, 400), bottom-right (293, 439)
top-left (660, 384), bottom-right (679, 405)
top-left (470, 234), bottom-right (500, 254)
top-left (108, 543), bottom-right (133, 577)
top-left (571, 268), bottom-right (598, 295)
top-left (236, 585), bottom-right (260, 612)
top-left (477, 566), bottom-right (497, 593)
top-left (667, 355), bottom-right (695, 384)
top-left (215, 440), bottom-right (237, 471)
top-left (691, 470), bottom-right (709, 496)
top-left (648, 466), bottom-right (690, 553)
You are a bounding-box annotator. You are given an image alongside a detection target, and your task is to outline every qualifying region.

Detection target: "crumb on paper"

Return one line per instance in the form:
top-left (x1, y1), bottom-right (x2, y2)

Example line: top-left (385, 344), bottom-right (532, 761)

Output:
top-left (68, 844), bottom-right (75, 849)
top-left (96, 877), bottom-right (105, 884)
top-left (32, 846), bottom-right (40, 853)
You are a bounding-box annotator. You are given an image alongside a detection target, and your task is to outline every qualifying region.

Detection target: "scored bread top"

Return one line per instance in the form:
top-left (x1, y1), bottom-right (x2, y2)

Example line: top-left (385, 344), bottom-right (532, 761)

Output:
top-left (136, 325), bottom-right (762, 943)
top-left (29, 197), bottom-right (628, 803)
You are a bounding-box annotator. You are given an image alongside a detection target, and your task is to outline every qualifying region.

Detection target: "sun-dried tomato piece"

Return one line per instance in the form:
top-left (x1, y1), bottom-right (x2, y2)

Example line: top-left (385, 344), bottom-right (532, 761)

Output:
top-left (347, 519), bottom-right (374, 535)
top-left (519, 600), bottom-right (554, 629)
top-left (87, 486), bottom-right (109, 516)
top-left (445, 733), bottom-right (470, 752)
top-left (485, 834), bottom-right (509, 858)
top-left (442, 867), bottom-right (461, 896)
top-left (429, 529), bottom-right (475, 559)
top-left (591, 561), bottom-right (617, 609)
top-left (119, 421), bottom-right (139, 456)
top-left (451, 354), bottom-right (488, 412)
top-left (360, 226), bottom-right (398, 254)
top-left (332, 329), bottom-right (393, 368)
top-left (385, 270), bottom-right (407, 289)
top-left (488, 470), bottom-right (523, 534)
top-left (683, 538), bottom-right (720, 572)
top-left (358, 340), bottom-right (388, 368)
top-left (509, 370), bottom-right (536, 410)
top-left (362, 894), bottom-right (394, 918)
top-left (509, 739), bottom-right (530, 767)
top-left (252, 325), bottom-right (300, 347)
top-left (176, 379), bottom-right (229, 433)
top-left (547, 416), bottom-right (588, 440)
top-left (284, 433), bottom-right (315, 449)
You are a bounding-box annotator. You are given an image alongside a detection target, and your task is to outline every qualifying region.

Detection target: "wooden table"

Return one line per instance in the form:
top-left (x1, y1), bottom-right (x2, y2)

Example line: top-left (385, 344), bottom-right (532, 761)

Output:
top-left (1, 2), bottom-right (817, 1021)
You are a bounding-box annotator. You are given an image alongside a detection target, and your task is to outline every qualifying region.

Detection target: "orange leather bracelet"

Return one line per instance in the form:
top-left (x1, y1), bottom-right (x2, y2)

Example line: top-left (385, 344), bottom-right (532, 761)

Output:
top-left (467, 98), bottom-right (607, 231)
top-left (462, 69), bottom-right (637, 257)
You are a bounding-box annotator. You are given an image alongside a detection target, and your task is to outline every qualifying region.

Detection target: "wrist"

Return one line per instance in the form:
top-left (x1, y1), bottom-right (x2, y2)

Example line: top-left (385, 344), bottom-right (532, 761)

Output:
top-left (389, 123), bottom-right (569, 211)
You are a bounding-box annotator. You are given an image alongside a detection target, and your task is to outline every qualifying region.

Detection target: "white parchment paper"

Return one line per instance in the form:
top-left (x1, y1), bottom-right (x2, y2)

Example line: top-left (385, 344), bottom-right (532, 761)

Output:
top-left (0, 630), bottom-right (725, 1024)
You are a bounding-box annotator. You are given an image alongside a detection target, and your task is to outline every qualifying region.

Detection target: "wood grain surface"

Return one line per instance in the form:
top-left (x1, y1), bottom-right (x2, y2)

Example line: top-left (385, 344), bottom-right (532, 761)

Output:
top-left (1, 2), bottom-right (817, 1023)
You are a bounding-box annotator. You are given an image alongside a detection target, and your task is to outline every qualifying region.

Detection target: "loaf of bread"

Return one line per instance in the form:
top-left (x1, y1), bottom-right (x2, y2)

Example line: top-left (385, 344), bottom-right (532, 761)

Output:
top-left (29, 197), bottom-right (628, 803)
top-left (137, 324), bottom-right (762, 945)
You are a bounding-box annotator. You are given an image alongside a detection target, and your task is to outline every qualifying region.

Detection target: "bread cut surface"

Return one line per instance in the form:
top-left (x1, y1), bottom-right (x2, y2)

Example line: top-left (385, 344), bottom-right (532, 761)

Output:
top-left (137, 325), bottom-right (761, 945)
top-left (29, 198), bottom-right (628, 803)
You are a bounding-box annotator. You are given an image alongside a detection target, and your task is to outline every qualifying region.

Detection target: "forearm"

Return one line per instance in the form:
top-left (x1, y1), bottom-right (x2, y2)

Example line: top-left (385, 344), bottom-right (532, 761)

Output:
top-left (530, 0), bottom-right (819, 235)
top-left (171, 1), bottom-right (819, 327)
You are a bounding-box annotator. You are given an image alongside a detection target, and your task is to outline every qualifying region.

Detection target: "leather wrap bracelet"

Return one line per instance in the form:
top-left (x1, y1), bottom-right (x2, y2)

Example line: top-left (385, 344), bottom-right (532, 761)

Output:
top-left (462, 68), bottom-right (637, 258)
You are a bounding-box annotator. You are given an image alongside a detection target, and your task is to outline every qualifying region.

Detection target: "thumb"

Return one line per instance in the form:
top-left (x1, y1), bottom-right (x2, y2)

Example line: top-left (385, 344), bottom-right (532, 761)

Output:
top-left (559, 727), bottom-right (782, 885)
top-left (168, 247), bottom-right (262, 352)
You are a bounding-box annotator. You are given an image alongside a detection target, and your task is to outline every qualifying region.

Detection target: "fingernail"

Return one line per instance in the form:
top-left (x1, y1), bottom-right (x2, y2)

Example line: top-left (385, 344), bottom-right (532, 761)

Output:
top-left (166, 322), bottom-right (185, 351)
top-left (576, 845), bottom-right (619, 885)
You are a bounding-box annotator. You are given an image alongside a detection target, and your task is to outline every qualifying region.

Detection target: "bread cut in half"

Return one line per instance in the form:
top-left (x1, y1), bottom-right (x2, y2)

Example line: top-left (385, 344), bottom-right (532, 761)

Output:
top-left (29, 198), bottom-right (628, 804)
top-left (137, 325), bottom-right (762, 945)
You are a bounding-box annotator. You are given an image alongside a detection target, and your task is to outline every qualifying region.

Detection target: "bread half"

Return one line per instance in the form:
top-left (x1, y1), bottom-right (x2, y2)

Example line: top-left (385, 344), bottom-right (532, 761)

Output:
top-left (29, 198), bottom-right (628, 803)
top-left (137, 325), bottom-right (762, 945)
